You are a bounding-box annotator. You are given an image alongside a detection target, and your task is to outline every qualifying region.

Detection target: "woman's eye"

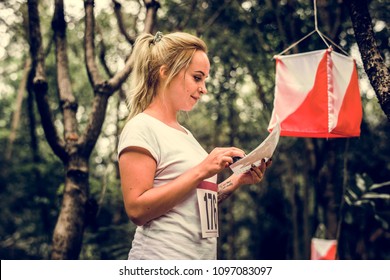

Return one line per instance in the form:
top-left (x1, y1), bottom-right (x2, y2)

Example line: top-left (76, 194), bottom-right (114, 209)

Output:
top-left (194, 76), bottom-right (201, 82)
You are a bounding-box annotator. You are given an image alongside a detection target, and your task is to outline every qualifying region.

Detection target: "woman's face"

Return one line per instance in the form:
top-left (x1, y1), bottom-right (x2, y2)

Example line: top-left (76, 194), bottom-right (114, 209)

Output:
top-left (166, 50), bottom-right (210, 112)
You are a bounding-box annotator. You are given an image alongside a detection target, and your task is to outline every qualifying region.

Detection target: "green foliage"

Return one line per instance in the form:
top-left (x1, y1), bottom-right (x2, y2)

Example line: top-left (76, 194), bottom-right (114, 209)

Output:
top-left (345, 175), bottom-right (390, 230)
top-left (0, 137), bottom-right (63, 259)
top-left (340, 174), bottom-right (390, 259)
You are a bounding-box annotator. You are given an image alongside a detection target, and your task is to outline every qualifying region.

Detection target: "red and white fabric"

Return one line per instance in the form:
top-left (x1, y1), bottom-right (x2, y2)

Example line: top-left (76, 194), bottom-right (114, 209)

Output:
top-left (311, 238), bottom-right (337, 260)
top-left (268, 48), bottom-right (362, 138)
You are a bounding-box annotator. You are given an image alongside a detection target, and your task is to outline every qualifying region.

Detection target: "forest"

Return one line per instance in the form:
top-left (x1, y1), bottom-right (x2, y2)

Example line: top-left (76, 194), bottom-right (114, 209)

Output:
top-left (0, 0), bottom-right (389, 260)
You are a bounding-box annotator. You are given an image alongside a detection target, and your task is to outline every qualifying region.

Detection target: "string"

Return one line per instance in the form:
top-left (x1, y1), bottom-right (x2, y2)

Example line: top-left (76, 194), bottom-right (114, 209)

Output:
top-left (274, 30), bottom-right (316, 57)
top-left (321, 33), bottom-right (350, 56)
top-left (274, 0), bottom-right (349, 57)
top-left (314, 0), bottom-right (330, 48)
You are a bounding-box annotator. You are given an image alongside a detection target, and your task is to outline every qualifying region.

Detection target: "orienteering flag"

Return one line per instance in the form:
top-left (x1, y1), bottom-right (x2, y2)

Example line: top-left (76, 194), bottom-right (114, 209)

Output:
top-left (268, 48), bottom-right (362, 138)
top-left (311, 238), bottom-right (337, 260)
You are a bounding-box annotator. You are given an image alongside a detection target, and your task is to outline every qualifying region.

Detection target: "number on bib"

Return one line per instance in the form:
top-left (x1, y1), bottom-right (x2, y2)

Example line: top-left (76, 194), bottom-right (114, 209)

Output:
top-left (197, 181), bottom-right (218, 238)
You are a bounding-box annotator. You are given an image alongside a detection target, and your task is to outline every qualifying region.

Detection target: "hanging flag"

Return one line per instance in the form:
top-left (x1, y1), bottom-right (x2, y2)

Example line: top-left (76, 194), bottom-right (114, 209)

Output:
top-left (311, 238), bottom-right (337, 260)
top-left (268, 48), bottom-right (362, 138)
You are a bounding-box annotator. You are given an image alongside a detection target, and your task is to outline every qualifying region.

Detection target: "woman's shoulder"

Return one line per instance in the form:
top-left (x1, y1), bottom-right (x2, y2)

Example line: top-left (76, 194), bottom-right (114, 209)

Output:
top-left (122, 113), bottom-right (154, 130)
top-left (118, 113), bottom-right (160, 158)
top-left (119, 113), bottom-right (156, 142)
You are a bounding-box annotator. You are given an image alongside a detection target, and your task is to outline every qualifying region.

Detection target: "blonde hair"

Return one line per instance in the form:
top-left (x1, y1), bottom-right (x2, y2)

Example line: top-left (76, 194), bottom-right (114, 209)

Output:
top-left (126, 32), bottom-right (208, 120)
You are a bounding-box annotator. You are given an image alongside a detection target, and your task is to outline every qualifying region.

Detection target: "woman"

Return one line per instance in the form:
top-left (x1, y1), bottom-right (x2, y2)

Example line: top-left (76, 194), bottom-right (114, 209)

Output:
top-left (118, 31), bottom-right (272, 259)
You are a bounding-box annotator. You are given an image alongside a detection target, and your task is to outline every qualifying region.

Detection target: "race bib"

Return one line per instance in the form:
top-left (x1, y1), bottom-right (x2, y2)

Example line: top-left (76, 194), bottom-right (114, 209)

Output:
top-left (197, 181), bottom-right (218, 238)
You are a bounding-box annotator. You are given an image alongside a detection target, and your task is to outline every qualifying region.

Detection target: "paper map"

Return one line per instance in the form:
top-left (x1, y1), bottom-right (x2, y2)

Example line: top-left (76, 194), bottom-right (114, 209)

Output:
top-left (229, 118), bottom-right (281, 174)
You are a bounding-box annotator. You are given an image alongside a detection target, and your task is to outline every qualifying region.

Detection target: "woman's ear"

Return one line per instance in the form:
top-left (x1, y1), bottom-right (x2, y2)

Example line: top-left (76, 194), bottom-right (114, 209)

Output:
top-left (159, 65), bottom-right (168, 80)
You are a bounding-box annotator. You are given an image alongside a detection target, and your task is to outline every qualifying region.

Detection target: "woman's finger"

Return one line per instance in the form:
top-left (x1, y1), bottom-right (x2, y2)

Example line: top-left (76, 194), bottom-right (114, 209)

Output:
top-left (250, 164), bottom-right (263, 178)
top-left (222, 148), bottom-right (246, 158)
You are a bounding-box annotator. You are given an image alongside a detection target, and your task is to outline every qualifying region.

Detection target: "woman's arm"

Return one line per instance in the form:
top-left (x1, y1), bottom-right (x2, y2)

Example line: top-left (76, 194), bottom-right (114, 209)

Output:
top-left (119, 146), bottom-right (245, 226)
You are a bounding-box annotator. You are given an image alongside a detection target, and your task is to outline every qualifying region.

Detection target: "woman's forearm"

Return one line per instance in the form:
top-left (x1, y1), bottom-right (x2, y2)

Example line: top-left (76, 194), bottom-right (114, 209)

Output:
top-left (217, 175), bottom-right (239, 204)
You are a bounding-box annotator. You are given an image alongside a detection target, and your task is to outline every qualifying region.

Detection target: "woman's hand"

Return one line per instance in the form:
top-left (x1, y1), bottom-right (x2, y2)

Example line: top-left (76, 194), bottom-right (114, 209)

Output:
top-left (235, 158), bottom-right (273, 186)
top-left (195, 147), bottom-right (245, 180)
top-left (217, 158), bottom-right (273, 203)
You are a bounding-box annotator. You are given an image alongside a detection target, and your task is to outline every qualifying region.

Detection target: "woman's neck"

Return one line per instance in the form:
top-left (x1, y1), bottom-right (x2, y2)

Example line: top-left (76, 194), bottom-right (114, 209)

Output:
top-left (144, 99), bottom-right (183, 131)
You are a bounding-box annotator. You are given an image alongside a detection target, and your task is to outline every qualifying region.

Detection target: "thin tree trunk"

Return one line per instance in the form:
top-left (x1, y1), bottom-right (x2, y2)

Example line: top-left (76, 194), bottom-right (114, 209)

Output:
top-left (346, 0), bottom-right (390, 121)
top-left (303, 138), bottom-right (318, 259)
top-left (303, 174), bottom-right (311, 258)
top-left (226, 69), bottom-right (239, 259)
top-left (336, 139), bottom-right (350, 259)
top-left (324, 147), bottom-right (339, 239)
top-left (287, 166), bottom-right (300, 259)
top-left (6, 58), bottom-right (31, 160)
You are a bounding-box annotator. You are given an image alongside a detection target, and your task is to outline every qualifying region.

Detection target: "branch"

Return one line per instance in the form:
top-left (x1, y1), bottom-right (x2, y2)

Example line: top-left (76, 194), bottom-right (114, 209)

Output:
top-left (84, 0), bottom-right (105, 89)
top-left (97, 26), bottom-right (126, 100)
top-left (82, 0), bottom-right (130, 157)
top-left (79, 93), bottom-right (110, 158)
top-left (80, 0), bottom-right (109, 157)
top-left (27, 0), bottom-right (67, 162)
top-left (52, 0), bottom-right (79, 144)
top-left (84, 0), bottom-right (134, 94)
top-left (346, 0), bottom-right (390, 121)
top-left (197, 0), bottom-right (233, 35)
top-left (108, 55), bottom-right (135, 89)
top-left (100, 0), bottom-right (161, 91)
top-left (112, 0), bottom-right (135, 44)
top-left (144, 0), bottom-right (161, 34)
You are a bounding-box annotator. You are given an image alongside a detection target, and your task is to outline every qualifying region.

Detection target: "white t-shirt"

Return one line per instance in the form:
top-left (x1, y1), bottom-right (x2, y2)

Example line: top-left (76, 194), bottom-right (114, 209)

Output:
top-left (118, 113), bottom-right (217, 260)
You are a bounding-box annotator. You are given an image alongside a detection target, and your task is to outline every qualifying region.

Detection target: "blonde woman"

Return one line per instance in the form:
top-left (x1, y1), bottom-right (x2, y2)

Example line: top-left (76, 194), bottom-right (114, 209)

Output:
top-left (118, 31), bottom-right (271, 260)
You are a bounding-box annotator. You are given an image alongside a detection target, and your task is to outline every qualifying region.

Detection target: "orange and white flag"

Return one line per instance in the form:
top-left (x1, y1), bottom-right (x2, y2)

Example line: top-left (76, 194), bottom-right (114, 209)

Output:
top-left (268, 48), bottom-right (362, 138)
top-left (311, 238), bottom-right (337, 260)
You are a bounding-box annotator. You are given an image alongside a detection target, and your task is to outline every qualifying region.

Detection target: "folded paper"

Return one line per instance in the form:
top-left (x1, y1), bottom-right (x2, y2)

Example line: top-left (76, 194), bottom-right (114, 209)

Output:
top-left (230, 117), bottom-right (280, 174)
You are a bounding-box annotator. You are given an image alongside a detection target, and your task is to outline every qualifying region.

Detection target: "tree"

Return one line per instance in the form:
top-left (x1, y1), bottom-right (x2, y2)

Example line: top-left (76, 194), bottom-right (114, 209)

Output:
top-left (27, 0), bottom-right (159, 259)
top-left (346, 0), bottom-right (390, 121)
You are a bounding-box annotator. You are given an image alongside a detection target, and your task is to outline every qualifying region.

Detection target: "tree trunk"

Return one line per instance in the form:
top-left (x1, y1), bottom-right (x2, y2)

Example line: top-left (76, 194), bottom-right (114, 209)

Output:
top-left (303, 138), bottom-right (319, 259)
top-left (289, 179), bottom-right (300, 259)
top-left (27, 0), bottom-right (160, 259)
top-left (346, 0), bottom-right (390, 121)
top-left (6, 58), bottom-right (31, 160)
top-left (322, 144), bottom-right (339, 239)
top-left (51, 157), bottom-right (89, 259)
top-left (226, 67), bottom-right (239, 259)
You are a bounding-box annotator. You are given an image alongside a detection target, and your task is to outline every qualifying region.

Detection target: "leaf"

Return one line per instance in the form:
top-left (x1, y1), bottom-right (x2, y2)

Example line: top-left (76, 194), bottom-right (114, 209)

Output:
top-left (369, 181), bottom-right (390, 192)
top-left (362, 192), bottom-right (390, 200)
top-left (344, 175), bottom-right (390, 231)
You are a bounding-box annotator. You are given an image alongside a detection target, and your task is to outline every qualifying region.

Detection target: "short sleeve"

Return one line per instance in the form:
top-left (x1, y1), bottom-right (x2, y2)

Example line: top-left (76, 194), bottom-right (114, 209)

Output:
top-left (117, 117), bottom-right (160, 163)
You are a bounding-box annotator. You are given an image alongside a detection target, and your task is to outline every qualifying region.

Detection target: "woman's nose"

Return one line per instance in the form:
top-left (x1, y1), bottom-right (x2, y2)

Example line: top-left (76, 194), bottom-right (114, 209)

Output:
top-left (198, 86), bottom-right (207, 94)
